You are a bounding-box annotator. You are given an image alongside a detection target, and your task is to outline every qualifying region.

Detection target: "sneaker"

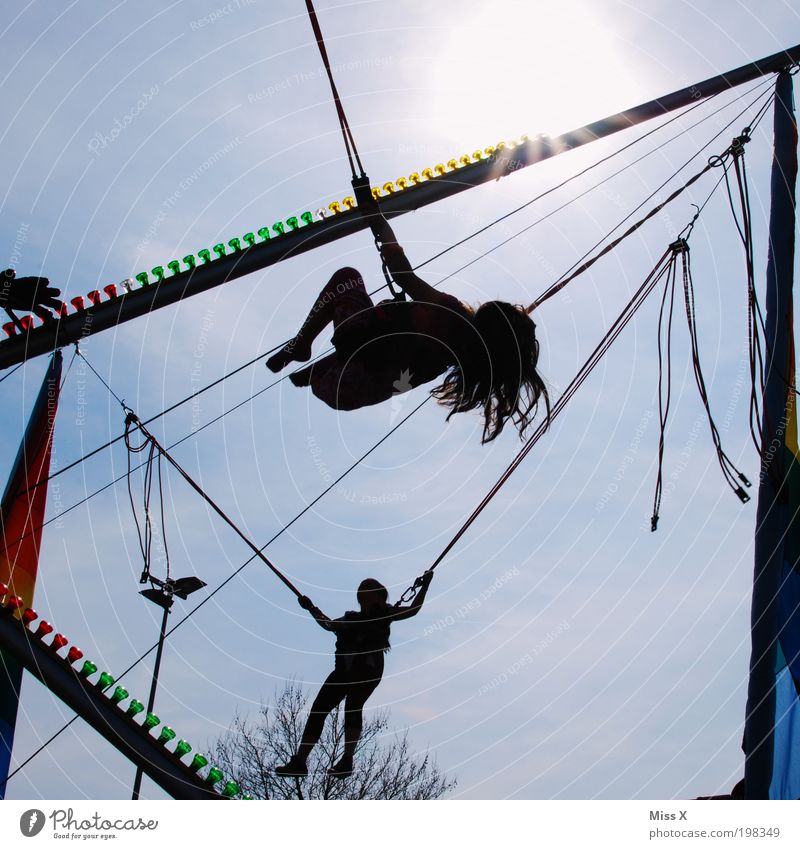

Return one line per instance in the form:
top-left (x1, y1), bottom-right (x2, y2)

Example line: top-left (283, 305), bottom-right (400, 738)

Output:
top-left (266, 341), bottom-right (311, 373)
top-left (327, 756), bottom-right (353, 778)
top-left (275, 756), bottom-right (308, 777)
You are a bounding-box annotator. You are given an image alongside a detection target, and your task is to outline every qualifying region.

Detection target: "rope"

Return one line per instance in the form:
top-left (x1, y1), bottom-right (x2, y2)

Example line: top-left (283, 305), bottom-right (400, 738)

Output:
top-left (125, 423), bottom-right (170, 584)
top-left (2, 393), bottom-right (433, 785)
top-left (680, 245), bottom-right (751, 500)
top-left (0, 361), bottom-right (23, 384)
top-left (304, 0), bottom-right (365, 179)
top-left (420, 247), bottom-right (675, 580)
top-left (123, 409), bottom-right (302, 598)
top-left (413, 76), bottom-right (776, 285)
top-left (651, 247), bottom-right (680, 531)
top-left (23, 76), bottom-right (777, 503)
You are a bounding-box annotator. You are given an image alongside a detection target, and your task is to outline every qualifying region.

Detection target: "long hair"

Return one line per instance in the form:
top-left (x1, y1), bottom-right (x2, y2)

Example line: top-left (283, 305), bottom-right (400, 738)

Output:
top-left (432, 301), bottom-right (549, 443)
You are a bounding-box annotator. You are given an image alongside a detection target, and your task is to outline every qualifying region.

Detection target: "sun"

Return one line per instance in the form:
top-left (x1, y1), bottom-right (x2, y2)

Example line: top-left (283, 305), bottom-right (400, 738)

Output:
top-left (430, 0), bottom-right (644, 148)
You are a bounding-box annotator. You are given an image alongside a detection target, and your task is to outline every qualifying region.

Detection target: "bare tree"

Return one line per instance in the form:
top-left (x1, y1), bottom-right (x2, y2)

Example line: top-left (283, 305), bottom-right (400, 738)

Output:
top-left (211, 681), bottom-right (455, 799)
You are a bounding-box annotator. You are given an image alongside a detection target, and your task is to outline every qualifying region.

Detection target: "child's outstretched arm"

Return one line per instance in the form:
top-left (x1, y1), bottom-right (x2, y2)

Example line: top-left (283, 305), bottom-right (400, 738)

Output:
top-left (391, 570), bottom-right (435, 621)
top-left (298, 595), bottom-right (336, 631)
top-left (371, 219), bottom-right (453, 306)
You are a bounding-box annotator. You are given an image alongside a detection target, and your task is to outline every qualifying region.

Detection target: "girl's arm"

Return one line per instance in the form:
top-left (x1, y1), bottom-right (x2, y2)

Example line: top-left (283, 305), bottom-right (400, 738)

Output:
top-left (390, 570), bottom-right (435, 621)
top-left (298, 595), bottom-right (336, 631)
top-left (372, 219), bottom-right (454, 306)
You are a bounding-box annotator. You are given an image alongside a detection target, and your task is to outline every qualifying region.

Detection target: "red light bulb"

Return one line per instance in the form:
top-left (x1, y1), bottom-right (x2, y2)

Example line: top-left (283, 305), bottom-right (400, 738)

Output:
top-left (35, 621), bottom-right (53, 638)
top-left (51, 634), bottom-right (68, 650)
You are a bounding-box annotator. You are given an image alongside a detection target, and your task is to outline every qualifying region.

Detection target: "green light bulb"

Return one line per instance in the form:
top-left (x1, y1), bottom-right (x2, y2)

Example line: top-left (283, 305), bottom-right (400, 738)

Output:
top-left (300, 211), bottom-right (314, 226)
top-left (242, 795), bottom-right (253, 800)
top-left (167, 260), bottom-right (181, 276)
top-left (110, 686), bottom-right (129, 704)
top-left (206, 766), bottom-right (224, 785)
top-left (79, 660), bottom-right (97, 677)
top-left (212, 243), bottom-right (226, 259)
top-left (126, 699), bottom-right (145, 718)
top-left (286, 216), bottom-right (299, 230)
top-left (97, 671), bottom-right (115, 689)
top-left (183, 255), bottom-right (196, 270)
top-left (242, 232), bottom-right (256, 247)
top-left (257, 227), bottom-right (270, 241)
top-left (222, 781), bottom-right (240, 798)
top-left (135, 272), bottom-right (149, 287)
top-left (157, 726), bottom-right (176, 745)
top-left (198, 249), bottom-right (211, 264)
top-left (228, 237), bottom-right (241, 252)
top-left (272, 222), bottom-right (285, 236)
top-left (189, 754), bottom-right (208, 773)
top-left (142, 712), bottom-right (160, 731)
top-left (174, 739), bottom-right (192, 758)
top-left (151, 266), bottom-right (165, 283)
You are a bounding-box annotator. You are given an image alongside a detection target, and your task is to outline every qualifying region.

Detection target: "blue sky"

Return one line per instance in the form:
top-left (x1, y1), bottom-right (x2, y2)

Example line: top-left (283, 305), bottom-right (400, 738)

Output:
top-left (1, 0), bottom-right (799, 799)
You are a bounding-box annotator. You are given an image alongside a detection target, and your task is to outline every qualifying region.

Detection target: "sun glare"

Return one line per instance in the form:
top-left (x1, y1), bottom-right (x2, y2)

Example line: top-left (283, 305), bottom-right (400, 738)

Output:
top-left (431, 0), bottom-right (643, 147)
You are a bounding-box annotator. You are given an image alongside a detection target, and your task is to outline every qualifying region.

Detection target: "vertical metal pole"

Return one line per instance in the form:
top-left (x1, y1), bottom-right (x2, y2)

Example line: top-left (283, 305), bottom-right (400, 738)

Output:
top-left (131, 601), bottom-right (171, 800)
top-left (745, 70), bottom-right (798, 799)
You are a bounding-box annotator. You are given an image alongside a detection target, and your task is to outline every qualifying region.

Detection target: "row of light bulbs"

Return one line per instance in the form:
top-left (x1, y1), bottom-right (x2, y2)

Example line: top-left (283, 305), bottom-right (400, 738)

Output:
top-left (0, 136), bottom-right (531, 341)
top-left (0, 584), bottom-right (247, 800)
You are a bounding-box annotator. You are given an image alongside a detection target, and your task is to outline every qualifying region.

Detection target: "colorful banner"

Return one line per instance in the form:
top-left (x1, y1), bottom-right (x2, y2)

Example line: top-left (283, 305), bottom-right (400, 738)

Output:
top-left (0, 351), bottom-right (62, 798)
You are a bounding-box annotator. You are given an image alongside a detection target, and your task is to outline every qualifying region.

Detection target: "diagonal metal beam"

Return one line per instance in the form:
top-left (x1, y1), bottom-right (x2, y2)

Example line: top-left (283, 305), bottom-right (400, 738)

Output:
top-left (1, 42), bottom-right (798, 370)
top-left (0, 609), bottom-right (222, 800)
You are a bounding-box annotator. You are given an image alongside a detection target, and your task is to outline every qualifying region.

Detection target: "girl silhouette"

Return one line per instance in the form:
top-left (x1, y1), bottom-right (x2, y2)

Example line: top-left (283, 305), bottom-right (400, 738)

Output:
top-left (267, 220), bottom-right (548, 443)
top-left (276, 572), bottom-right (433, 778)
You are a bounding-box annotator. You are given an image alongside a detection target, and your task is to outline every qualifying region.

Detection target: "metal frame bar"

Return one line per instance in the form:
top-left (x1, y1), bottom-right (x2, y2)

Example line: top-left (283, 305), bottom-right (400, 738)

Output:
top-left (0, 610), bottom-right (222, 800)
top-left (1, 43), bottom-right (798, 369)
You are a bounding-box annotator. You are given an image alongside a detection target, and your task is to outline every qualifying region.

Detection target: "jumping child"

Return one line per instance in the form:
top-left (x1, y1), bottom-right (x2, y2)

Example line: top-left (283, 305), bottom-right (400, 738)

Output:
top-left (267, 219), bottom-right (549, 443)
top-left (275, 571), bottom-right (434, 779)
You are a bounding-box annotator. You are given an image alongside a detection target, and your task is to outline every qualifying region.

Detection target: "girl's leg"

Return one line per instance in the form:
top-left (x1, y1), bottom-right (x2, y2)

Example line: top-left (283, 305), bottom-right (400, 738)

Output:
top-left (295, 671), bottom-right (348, 761)
top-left (266, 268), bottom-right (371, 372)
top-left (339, 676), bottom-right (382, 763)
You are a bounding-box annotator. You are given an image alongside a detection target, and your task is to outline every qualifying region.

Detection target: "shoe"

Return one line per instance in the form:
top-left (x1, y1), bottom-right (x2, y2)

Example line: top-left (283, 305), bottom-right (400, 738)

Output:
top-left (289, 363), bottom-right (316, 387)
top-left (327, 756), bottom-right (353, 778)
top-left (274, 756), bottom-right (308, 777)
top-left (266, 340), bottom-right (311, 373)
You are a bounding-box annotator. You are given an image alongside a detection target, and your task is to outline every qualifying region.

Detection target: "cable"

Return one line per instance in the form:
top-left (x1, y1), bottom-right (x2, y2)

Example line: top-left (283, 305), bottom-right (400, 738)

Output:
top-left (651, 248), bottom-right (680, 531)
top-left (528, 86), bottom-right (775, 311)
top-left (421, 248), bottom-right (676, 580)
top-left (304, 0), bottom-right (365, 179)
top-left (0, 361), bottom-right (22, 384)
top-left (413, 77), bottom-right (776, 290)
top-left (3, 392), bottom-right (432, 785)
top-left (26, 77), bottom-right (777, 502)
top-left (123, 411), bottom-right (302, 597)
top-left (412, 76), bottom-right (773, 274)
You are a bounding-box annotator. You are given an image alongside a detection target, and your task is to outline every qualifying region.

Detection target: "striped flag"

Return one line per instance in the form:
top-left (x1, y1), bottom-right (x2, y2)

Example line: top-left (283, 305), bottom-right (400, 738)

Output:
top-left (745, 71), bottom-right (799, 800)
top-left (0, 351), bottom-right (62, 798)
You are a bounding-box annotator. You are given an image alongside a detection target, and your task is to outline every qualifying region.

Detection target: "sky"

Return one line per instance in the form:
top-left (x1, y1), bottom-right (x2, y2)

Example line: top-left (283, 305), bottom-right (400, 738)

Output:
top-left (0, 0), bottom-right (799, 800)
